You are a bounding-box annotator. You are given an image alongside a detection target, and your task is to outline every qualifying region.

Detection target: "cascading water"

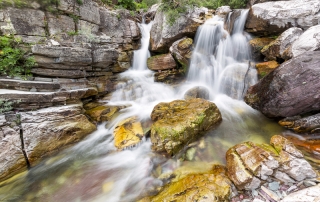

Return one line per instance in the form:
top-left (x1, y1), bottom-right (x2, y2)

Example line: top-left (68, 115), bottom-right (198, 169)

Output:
top-left (0, 10), bottom-right (284, 202)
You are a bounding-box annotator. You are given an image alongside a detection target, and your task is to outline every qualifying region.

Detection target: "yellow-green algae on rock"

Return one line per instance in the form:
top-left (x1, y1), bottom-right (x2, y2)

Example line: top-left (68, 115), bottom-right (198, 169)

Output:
top-left (150, 98), bottom-right (222, 155)
top-left (140, 163), bottom-right (231, 202)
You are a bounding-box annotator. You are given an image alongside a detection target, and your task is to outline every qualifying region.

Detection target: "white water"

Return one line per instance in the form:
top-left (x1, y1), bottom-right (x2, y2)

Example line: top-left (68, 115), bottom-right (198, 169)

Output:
top-left (0, 10), bottom-right (283, 202)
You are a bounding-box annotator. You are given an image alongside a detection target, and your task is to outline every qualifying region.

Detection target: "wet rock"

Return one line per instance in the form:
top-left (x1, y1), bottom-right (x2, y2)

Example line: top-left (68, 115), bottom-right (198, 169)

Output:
top-left (283, 134), bottom-right (320, 157)
top-left (255, 61), bottom-right (279, 78)
top-left (150, 7), bottom-right (207, 52)
top-left (0, 116), bottom-right (27, 182)
top-left (279, 113), bottom-right (320, 133)
top-left (215, 6), bottom-right (232, 17)
top-left (169, 37), bottom-right (193, 71)
top-left (249, 38), bottom-right (274, 61)
top-left (291, 25), bottom-right (320, 58)
top-left (144, 164), bottom-right (231, 202)
top-left (147, 54), bottom-right (177, 71)
top-left (245, 0), bottom-right (320, 36)
top-left (261, 28), bottom-right (303, 61)
top-left (113, 116), bottom-right (144, 150)
top-left (150, 98), bottom-right (222, 155)
top-left (184, 86), bottom-right (210, 100)
top-left (154, 69), bottom-right (185, 84)
top-left (144, 4), bottom-right (159, 24)
top-left (280, 184), bottom-right (320, 202)
top-left (244, 51), bottom-right (320, 118)
top-left (20, 104), bottom-right (97, 165)
top-left (226, 135), bottom-right (317, 190)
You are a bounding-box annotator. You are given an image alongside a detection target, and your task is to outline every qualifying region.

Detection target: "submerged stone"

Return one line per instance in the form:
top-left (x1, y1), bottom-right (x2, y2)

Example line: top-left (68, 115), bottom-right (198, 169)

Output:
top-left (113, 116), bottom-right (144, 150)
top-left (184, 86), bottom-right (210, 100)
top-left (150, 98), bottom-right (222, 155)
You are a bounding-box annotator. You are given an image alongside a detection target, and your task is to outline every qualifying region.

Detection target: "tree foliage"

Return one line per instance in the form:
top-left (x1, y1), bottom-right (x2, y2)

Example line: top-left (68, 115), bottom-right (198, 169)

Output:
top-left (0, 35), bottom-right (35, 78)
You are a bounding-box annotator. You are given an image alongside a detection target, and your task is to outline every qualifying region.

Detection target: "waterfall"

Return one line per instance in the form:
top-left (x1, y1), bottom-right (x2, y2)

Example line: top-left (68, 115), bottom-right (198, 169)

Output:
top-left (0, 10), bottom-right (283, 202)
top-left (187, 10), bottom-right (257, 100)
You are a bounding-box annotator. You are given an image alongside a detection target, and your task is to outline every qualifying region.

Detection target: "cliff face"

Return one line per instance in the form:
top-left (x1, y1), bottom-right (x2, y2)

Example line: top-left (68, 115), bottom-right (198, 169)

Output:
top-left (0, 0), bottom-right (141, 109)
top-left (0, 0), bottom-right (142, 182)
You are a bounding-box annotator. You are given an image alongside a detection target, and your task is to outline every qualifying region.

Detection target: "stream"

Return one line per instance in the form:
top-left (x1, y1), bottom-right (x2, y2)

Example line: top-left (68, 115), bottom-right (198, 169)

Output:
top-left (0, 10), bottom-right (285, 202)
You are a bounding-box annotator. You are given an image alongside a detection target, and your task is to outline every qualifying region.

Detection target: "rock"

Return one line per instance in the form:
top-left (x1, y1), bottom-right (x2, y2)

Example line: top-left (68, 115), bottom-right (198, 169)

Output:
top-left (291, 25), bottom-right (320, 58)
top-left (150, 98), bottom-right (222, 155)
top-left (150, 7), bottom-right (207, 52)
top-left (0, 8), bottom-right (45, 36)
top-left (147, 54), bottom-right (177, 71)
top-left (113, 116), bottom-right (144, 150)
top-left (283, 134), bottom-right (320, 157)
top-left (184, 86), bottom-right (210, 100)
top-left (169, 37), bottom-right (193, 71)
top-left (99, 9), bottom-right (141, 42)
top-left (215, 6), bottom-right (232, 17)
top-left (226, 135), bottom-right (317, 190)
top-left (92, 46), bottom-right (119, 68)
top-left (279, 113), bottom-right (320, 133)
top-left (154, 69), bottom-right (185, 84)
top-left (58, 0), bottom-right (77, 14)
top-left (0, 116), bottom-right (27, 181)
top-left (85, 105), bottom-right (122, 122)
top-left (249, 38), bottom-right (274, 61)
top-left (261, 28), bottom-right (303, 61)
top-left (21, 104), bottom-right (96, 165)
top-left (146, 164), bottom-right (231, 202)
top-left (245, 0), bottom-right (320, 36)
top-left (280, 184), bottom-right (320, 202)
top-left (255, 61), bottom-right (279, 78)
top-left (78, 0), bottom-right (100, 25)
top-left (32, 45), bottom-right (92, 66)
top-left (144, 4), bottom-right (159, 24)
top-left (47, 13), bottom-right (76, 36)
top-left (244, 51), bottom-right (320, 118)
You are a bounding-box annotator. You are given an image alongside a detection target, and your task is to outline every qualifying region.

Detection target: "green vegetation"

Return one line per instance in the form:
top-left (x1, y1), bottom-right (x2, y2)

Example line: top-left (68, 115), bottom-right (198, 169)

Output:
top-left (0, 99), bottom-right (20, 114)
top-left (160, 0), bottom-right (248, 26)
top-left (0, 35), bottom-right (35, 78)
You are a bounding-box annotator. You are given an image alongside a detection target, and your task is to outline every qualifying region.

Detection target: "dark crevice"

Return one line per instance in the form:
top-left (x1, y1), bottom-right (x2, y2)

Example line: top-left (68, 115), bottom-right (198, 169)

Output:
top-left (20, 128), bottom-right (30, 169)
top-left (17, 114), bottom-right (31, 169)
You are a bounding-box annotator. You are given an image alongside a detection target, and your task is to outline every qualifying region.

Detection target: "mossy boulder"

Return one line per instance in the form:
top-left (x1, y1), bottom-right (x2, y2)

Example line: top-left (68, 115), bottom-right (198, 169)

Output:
top-left (141, 164), bottom-right (231, 202)
top-left (85, 104), bottom-right (124, 122)
top-left (150, 98), bottom-right (222, 155)
top-left (113, 116), bottom-right (144, 150)
top-left (249, 38), bottom-right (274, 61)
top-left (169, 37), bottom-right (193, 72)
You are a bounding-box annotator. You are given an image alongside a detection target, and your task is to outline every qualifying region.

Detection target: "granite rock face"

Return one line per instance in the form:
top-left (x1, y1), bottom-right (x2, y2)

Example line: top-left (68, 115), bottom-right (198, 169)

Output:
top-left (245, 51), bottom-right (320, 118)
top-left (245, 0), bottom-right (320, 36)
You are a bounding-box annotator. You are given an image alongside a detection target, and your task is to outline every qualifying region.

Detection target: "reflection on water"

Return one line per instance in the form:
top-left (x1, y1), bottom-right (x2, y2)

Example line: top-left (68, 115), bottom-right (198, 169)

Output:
top-left (0, 10), bottom-right (287, 202)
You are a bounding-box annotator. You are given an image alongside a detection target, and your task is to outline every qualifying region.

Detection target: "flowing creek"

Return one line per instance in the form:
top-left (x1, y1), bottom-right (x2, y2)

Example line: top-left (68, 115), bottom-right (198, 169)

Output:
top-left (0, 10), bottom-right (287, 202)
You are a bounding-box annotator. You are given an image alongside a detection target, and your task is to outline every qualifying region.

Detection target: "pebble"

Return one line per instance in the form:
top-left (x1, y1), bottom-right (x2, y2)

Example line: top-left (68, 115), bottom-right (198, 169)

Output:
top-left (287, 185), bottom-right (297, 192)
top-left (242, 199), bottom-right (251, 202)
top-left (253, 199), bottom-right (265, 202)
top-left (297, 181), bottom-right (304, 187)
top-left (303, 180), bottom-right (317, 187)
top-left (252, 189), bottom-right (259, 196)
top-left (261, 185), bottom-right (280, 201)
top-left (268, 181), bottom-right (280, 191)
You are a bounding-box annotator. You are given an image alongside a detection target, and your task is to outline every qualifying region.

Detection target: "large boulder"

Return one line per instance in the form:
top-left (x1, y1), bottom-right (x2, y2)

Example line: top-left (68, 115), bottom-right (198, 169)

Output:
top-left (244, 51), bottom-right (320, 118)
top-left (245, 0), bottom-right (320, 36)
top-left (169, 37), bottom-right (193, 71)
top-left (142, 164), bottom-right (231, 202)
top-left (226, 135), bottom-right (317, 190)
top-left (291, 25), bottom-right (320, 58)
top-left (20, 104), bottom-right (96, 165)
top-left (150, 7), bottom-right (207, 53)
top-left (255, 60), bottom-right (279, 78)
top-left (150, 98), bottom-right (222, 155)
top-left (279, 113), bottom-right (320, 133)
top-left (261, 27), bottom-right (303, 61)
top-left (147, 54), bottom-right (177, 71)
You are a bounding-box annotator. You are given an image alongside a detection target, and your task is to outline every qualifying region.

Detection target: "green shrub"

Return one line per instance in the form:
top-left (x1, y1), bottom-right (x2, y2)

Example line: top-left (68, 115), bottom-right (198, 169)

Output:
top-left (0, 99), bottom-right (20, 114)
top-left (0, 35), bottom-right (35, 78)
